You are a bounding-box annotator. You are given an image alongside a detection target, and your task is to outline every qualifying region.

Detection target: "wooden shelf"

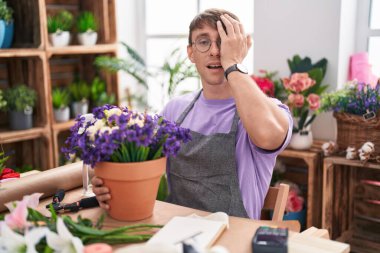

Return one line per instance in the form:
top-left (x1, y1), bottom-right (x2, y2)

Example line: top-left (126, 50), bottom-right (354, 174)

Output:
top-left (52, 120), bottom-right (76, 132)
top-left (324, 156), bottom-right (380, 170)
top-left (0, 49), bottom-right (44, 58)
top-left (0, 127), bottom-right (48, 143)
top-left (46, 44), bottom-right (118, 57)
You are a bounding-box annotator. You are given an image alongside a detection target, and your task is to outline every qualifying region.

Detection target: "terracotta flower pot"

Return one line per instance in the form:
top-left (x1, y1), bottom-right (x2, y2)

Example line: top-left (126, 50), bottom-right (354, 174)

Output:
top-left (94, 157), bottom-right (166, 221)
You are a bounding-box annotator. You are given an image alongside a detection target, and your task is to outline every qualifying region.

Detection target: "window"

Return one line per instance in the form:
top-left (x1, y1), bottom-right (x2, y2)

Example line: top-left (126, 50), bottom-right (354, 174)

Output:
top-left (368, 0), bottom-right (380, 75)
top-left (144, 0), bottom-right (254, 111)
top-left (357, 0), bottom-right (380, 76)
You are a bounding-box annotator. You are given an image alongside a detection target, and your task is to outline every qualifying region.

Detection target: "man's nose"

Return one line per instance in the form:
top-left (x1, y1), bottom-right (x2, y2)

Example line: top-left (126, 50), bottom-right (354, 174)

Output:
top-left (209, 41), bottom-right (220, 56)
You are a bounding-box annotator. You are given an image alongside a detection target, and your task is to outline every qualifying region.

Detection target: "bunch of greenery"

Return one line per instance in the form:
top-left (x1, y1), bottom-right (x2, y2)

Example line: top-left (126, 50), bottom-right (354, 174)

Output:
top-left (90, 77), bottom-right (115, 106)
top-left (69, 81), bottom-right (90, 102)
top-left (160, 47), bottom-right (198, 98)
top-left (95, 42), bottom-right (150, 109)
top-left (76, 11), bottom-right (98, 33)
top-left (47, 10), bottom-right (74, 33)
top-left (52, 87), bottom-right (70, 109)
top-left (0, 0), bottom-right (13, 23)
top-left (0, 89), bottom-right (7, 110)
top-left (3, 85), bottom-right (37, 112)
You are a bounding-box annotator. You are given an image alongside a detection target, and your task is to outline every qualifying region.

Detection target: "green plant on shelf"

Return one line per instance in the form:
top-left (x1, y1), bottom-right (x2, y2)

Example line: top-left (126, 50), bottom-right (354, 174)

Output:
top-left (52, 87), bottom-right (71, 109)
top-left (76, 11), bottom-right (98, 33)
top-left (0, 90), bottom-right (7, 110)
top-left (3, 85), bottom-right (37, 112)
top-left (0, 151), bottom-right (10, 174)
top-left (90, 77), bottom-right (116, 106)
top-left (69, 80), bottom-right (90, 103)
top-left (47, 10), bottom-right (74, 33)
top-left (0, 0), bottom-right (13, 23)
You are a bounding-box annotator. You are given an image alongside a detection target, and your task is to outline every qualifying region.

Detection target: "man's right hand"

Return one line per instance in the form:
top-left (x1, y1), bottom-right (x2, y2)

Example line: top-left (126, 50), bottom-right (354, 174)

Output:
top-left (91, 176), bottom-right (111, 210)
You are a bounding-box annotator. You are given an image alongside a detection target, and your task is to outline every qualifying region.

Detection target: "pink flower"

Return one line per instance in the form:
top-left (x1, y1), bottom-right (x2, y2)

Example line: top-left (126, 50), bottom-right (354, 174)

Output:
top-left (307, 93), bottom-right (320, 110)
top-left (3, 193), bottom-right (43, 231)
top-left (288, 93), bottom-right (304, 108)
top-left (282, 73), bottom-right (316, 93)
top-left (286, 190), bottom-right (304, 213)
top-left (251, 75), bottom-right (275, 97)
top-left (4, 201), bottom-right (28, 230)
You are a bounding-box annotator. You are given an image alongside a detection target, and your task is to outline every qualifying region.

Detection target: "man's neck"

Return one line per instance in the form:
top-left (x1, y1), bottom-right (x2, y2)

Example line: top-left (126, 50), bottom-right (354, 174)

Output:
top-left (202, 82), bottom-right (232, 100)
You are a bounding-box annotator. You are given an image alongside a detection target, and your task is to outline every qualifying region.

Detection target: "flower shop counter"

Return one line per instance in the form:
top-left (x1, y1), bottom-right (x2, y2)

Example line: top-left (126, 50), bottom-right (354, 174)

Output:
top-left (34, 188), bottom-right (349, 253)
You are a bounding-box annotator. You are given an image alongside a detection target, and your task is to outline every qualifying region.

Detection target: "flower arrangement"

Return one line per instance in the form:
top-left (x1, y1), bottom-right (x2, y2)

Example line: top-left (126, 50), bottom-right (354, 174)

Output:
top-left (251, 70), bottom-right (275, 97)
top-left (320, 80), bottom-right (380, 116)
top-left (282, 55), bottom-right (329, 133)
top-left (0, 193), bottom-right (162, 252)
top-left (62, 104), bottom-right (191, 167)
top-left (275, 180), bottom-right (304, 213)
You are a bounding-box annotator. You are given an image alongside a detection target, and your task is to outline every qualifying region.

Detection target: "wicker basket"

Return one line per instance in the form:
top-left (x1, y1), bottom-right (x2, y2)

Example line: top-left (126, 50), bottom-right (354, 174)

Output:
top-left (334, 112), bottom-right (380, 150)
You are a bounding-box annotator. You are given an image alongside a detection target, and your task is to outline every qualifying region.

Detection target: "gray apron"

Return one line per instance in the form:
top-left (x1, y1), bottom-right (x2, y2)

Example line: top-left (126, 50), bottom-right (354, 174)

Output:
top-left (167, 90), bottom-right (249, 218)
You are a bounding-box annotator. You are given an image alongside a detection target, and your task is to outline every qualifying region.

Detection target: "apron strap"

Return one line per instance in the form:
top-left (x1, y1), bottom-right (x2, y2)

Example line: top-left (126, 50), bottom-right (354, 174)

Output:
top-left (176, 89), bottom-right (203, 125)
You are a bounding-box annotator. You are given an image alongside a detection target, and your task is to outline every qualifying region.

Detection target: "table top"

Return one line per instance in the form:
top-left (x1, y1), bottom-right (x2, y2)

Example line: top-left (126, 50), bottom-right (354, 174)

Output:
top-left (36, 188), bottom-right (350, 253)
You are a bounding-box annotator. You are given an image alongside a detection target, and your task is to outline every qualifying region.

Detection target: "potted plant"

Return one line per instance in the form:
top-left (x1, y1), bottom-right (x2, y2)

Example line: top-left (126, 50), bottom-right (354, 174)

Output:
top-left (52, 87), bottom-right (71, 122)
top-left (68, 80), bottom-right (90, 117)
top-left (47, 10), bottom-right (74, 47)
top-left (0, 89), bottom-right (6, 110)
top-left (76, 11), bottom-right (98, 46)
top-left (0, 0), bottom-right (14, 48)
top-left (90, 77), bottom-right (115, 107)
top-left (281, 55), bottom-right (329, 150)
top-left (3, 85), bottom-right (37, 130)
top-left (62, 105), bottom-right (192, 221)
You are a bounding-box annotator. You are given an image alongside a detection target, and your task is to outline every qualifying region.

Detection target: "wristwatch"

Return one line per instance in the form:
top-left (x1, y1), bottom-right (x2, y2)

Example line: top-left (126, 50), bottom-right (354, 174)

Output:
top-left (224, 63), bottom-right (248, 80)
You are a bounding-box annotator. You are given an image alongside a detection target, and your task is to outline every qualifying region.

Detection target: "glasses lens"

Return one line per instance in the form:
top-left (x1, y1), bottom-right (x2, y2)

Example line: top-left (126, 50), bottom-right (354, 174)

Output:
top-left (195, 37), bottom-right (211, 52)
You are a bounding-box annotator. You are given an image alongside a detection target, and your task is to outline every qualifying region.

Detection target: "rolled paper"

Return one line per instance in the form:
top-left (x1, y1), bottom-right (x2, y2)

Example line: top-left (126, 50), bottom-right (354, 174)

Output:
top-left (84, 243), bottom-right (113, 253)
top-left (0, 162), bottom-right (87, 212)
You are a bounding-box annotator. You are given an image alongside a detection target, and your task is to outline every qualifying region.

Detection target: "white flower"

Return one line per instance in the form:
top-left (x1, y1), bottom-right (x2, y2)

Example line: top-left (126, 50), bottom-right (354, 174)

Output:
top-left (46, 218), bottom-right (83, 253)
top-left (0, 222), bottom-right (48, 253)
top-left (128, 113), bottom-right (145, 128)
top-left (346, 146), bottom-right (357, 160)
top-left (78, 113), bottom-right (96, 134)
top-left (105, 108), bottom-right (122, 118)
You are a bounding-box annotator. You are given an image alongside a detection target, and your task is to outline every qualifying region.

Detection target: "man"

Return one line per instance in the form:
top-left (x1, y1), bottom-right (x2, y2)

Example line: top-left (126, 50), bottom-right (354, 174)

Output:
top-left (92, 8), bottom-right (292, 219)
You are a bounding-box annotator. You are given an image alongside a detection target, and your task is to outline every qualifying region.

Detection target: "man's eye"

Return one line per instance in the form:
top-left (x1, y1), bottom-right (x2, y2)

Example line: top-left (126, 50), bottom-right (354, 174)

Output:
top-left (198, 39), bottom-right (210, 46)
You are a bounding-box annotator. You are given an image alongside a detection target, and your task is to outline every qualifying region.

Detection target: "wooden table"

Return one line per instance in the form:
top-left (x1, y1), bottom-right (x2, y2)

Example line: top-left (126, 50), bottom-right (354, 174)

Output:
top-left (37, 188), bottom-right (349, 253)
top-left (279, 146), bottom-right (323, 227)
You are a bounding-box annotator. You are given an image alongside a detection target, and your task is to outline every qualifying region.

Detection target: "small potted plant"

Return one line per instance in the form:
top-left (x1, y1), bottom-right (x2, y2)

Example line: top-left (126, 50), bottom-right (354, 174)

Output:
top-left (0, 89), bottom-right (6, 110)
top-left (90, 77), bottom-right (115, 106)
top-left (47, 10), bottom-right (74, 47)
top-left (52, 87), bottom-right (71, 122)
top-left (69, 80), bottom-right (90, 117)
top-left (0, 0), bottom-right (14, 48)
top-left (76, 11), bottom-right (98, 46)
top-left (3, 85), bottom-right (37, 130)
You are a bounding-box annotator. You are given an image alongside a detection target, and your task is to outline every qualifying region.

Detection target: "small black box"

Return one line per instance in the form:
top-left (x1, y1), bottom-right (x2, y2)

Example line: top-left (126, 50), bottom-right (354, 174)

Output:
top-left (252, 226), bottom-right (288, 253)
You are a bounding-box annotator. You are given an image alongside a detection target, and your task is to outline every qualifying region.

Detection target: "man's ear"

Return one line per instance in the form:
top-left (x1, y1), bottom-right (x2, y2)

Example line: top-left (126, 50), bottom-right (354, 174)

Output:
top-left (187, 45), bottom-right (195, 63)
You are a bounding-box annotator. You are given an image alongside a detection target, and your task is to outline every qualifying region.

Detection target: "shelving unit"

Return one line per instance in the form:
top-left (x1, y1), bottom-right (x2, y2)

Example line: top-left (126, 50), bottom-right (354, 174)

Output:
top-left (0, 0), bottom-right (118, 170)
top-left (322, 156), bottom-right (380, 253)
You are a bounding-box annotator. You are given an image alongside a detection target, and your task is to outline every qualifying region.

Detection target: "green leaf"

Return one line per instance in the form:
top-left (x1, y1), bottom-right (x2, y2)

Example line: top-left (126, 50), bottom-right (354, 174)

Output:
top-left (156, 174), bottom-right (168, 201)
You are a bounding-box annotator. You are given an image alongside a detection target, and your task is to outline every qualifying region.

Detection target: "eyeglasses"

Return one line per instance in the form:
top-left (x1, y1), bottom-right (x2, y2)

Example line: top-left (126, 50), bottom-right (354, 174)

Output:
top-left (191, 37), bottom-right (221, 53)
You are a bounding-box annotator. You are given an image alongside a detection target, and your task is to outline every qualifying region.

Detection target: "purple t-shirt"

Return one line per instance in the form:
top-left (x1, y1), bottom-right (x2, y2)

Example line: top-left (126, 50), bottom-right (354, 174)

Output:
top-left (162, 91), bottom-right (293, 219)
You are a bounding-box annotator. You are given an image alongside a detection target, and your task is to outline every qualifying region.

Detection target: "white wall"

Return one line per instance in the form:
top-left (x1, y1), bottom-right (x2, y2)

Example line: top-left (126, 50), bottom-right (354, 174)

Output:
top-left (254, 0), bottom-right (358, 141)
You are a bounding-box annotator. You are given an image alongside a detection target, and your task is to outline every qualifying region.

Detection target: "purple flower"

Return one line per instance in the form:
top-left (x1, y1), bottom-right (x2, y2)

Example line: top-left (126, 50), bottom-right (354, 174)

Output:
top-left (62, 105), bottom-right (191, 167)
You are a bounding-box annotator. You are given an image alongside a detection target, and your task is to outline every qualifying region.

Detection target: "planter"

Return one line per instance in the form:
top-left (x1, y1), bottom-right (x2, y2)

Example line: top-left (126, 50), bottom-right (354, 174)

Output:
top-left (2, 20), bottom-right (14, 48)
top-left (0, 20), bottom-right (5, 47)
top-left (9, 108), bottom-right (33, 130)
top-left (283, 208), bottom-right (306, 230)
top-left (53, 107), bottom-right (70, 122)
top-left (289, 130), bottom-right (313, 150)
top-left (94, 157), bottom-right (167, 221)
top-left (71, 100), bottom-right (89, 117)
top-left (49, 31), bottom-right (71, 47)
top-left (77, 31), bottom-right (98, 46)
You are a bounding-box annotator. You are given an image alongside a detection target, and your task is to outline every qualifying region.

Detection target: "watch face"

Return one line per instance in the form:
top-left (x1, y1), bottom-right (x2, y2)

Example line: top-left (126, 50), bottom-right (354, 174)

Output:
top-left (236, 64), bottom-right (248, 74)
